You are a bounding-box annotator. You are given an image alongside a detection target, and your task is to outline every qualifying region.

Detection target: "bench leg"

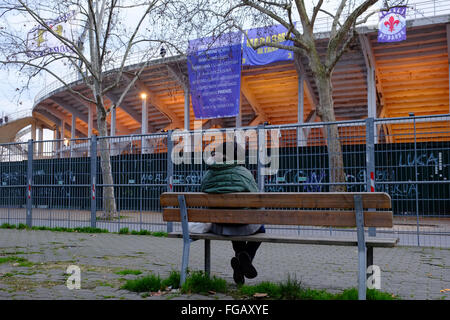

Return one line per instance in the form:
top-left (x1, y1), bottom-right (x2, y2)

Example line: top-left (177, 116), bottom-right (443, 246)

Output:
top-left (367, 247), bottom-right (373, 272)
top-left (178, 195), bottom-right (191, 287)
top-left (205, 239), bottom-right (211, 277)
top-left (181, 238), bottom-right (191, 286)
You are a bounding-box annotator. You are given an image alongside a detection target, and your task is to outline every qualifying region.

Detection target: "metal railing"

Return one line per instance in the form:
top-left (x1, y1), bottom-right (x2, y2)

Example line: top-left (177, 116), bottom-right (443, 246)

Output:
top-left (0, 114), bottom-right (449, 247)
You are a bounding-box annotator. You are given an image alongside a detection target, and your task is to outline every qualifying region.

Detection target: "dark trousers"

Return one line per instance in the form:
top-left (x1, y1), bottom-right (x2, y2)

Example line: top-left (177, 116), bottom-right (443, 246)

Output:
top-left (232, 241), bottom-right (261, 261)
top-left (231, 225), bottom-right (265, 261)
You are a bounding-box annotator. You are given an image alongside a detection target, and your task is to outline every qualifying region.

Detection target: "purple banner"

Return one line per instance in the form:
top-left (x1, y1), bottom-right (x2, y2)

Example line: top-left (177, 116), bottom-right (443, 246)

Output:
top-left (378, 7), bottom-right (407, 43)
top-left (243, 24), bottom-right (294, 66)
top-left (187, 32), bottom-right (242, 119)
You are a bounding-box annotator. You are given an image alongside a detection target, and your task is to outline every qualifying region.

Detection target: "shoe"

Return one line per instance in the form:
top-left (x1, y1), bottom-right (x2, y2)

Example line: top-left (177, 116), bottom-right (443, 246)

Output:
top-left (237, 251), bottom-right (257, 279)
top-left (231, 257), bottom-right (244, 285)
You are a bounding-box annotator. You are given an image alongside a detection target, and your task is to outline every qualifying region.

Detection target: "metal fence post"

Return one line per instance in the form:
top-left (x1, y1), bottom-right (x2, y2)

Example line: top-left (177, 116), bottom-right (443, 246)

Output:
top-left (410, 113), bottom-right (420, 247)
top-left (90, 135), bottom-right (97, 228)
top-left (26, 139), bottom-right (33, 227)
top-left (366, 118), bottom-right (376, 237)
top-left (166, 130), bottom-right (174, 233)
top-left (257, 124), bottom-right (265, 192)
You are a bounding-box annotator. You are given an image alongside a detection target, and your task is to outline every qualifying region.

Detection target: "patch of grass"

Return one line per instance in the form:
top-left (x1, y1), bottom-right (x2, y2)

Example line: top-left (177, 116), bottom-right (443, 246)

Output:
top-left (237, 274), bottom-right (397, 300)
top-left (2, 251), bottom-right (25, 255)
top-left (151, 231), bottom-right (168, 237)
top-left (124, 229), bottom-right (167, 237)
top-left (0, 256), bottom-right (35, 268)
top-left (115, 269), bottom-right (142, 276)
top-left (1, 223), bottom-right (108, 234)
top-left (17, 260), bottom-right (35, 267)
top-left (334, 288), bottom-right (397, 300)
top-left (121, 274), bottom-right (163, 293)
top-left (96, 281), bottom-right (114, 287)
top-left (1, 273), bottom-right (14, 278)
top-left (74, 227), bottom-right (109, 233)
top-left (0, 256), bottom-right (27, 265)
top-left (1, 223), bottom-right (166, 238)
top-left (0, 223), bottom-right (16, 229)
top-left (181, 271), bottom-right (227, 295)
top-left (161, 271), bottom-right (181, 289)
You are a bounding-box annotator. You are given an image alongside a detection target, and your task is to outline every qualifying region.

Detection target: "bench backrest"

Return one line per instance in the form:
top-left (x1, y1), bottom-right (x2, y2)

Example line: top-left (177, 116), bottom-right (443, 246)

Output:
top-left (160, 192), bottom-right (393, 228)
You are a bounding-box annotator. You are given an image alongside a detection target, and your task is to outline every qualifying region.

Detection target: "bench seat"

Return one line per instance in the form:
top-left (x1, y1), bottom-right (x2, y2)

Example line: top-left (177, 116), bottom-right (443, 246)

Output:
top-left (167, 231), bottom-right (399, 247)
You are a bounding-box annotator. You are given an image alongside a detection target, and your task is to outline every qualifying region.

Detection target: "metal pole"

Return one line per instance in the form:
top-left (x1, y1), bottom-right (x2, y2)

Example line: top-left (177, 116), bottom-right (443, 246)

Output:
top-left (257, 124), bottom-right (265, 192)
top-left (354, 194), bottom-right (367, 300)
top-left (26, 139), bottom-right (33, 227)
top-left (166, 130), bottom-right (174, 233)
top-left (410, 113), bottom-right (420, 247)
top-left (366, 118), bottom-right (376, 237)
top-left (90, 135), bottom-right (97, 228)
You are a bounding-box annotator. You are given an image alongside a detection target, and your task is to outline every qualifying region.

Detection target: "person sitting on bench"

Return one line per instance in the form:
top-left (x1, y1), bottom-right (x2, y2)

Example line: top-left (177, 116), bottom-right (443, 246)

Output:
top-left (200, 140), bottom-right (265, 285)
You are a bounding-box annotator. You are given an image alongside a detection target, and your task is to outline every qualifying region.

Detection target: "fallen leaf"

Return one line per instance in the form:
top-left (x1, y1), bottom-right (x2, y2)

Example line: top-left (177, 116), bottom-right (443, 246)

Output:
top-left (253, 293), bottom-right (268, 298)
top-left (152, 291), bottom-right (162, 296)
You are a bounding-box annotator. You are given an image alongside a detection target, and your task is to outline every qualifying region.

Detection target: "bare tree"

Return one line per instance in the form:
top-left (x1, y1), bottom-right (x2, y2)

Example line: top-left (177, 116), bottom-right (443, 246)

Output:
top-left (217, 0), bottom-right (405, 191)
top-left (0, 0), bottom-right (203, 218)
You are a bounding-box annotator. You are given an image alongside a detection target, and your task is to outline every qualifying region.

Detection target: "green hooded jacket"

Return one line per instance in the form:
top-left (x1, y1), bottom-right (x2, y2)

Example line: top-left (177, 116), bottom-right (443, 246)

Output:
top-left (200, 162), bottom-right (261, 236)
top-left (200, 162), bottom-right (258, 194)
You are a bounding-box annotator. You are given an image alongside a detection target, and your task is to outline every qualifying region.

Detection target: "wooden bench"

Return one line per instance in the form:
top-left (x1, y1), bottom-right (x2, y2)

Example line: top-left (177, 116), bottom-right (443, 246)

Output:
top-left (160, 192), bottom-right (399, 300)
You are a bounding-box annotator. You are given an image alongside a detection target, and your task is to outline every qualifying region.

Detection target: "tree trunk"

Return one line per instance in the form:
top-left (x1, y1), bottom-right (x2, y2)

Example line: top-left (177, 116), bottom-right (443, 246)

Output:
top-left (315, 73), bottom-right (347, 192)
top-left (96, 104), bottom-right (117, 219)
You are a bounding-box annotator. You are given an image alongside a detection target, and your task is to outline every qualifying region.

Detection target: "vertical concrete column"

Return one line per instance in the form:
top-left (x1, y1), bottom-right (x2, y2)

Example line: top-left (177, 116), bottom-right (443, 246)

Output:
top-left (60, 118), bottom-right (65, 156)
top-left (184, 87), bottom-right (190, 131)
top-left (297, 72), bottom-right (306, 147)
top-left (53, 126), bottom-right (59, 156)
top-left (71, 115), bottom-right (77, 157)
top-left (38, 125), bottom-right (43, 157)
top-left (71, 115), bottom-right (77, 139)
top-left (31, 121), bottom-right (37, 155)
top-left (141, 93), bottom-right (148, 153)
top-left (236, 91), bottom-right (242, 128)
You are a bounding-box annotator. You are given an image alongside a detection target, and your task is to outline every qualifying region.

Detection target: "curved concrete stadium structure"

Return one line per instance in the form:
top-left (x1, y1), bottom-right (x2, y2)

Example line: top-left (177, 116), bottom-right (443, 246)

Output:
top-left (31, 12), bottom-right (450, 147)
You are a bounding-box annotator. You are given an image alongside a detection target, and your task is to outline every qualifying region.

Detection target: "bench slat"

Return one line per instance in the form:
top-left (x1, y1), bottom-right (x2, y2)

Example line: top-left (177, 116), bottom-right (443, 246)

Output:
top-left (163, 208), bottom-right (392, 228)
top-left (160, 192), bottom-right (392, 209)
top-left (166, 232), bottom-right (399, 248)
top-left (163, 208), bottom-right (393, 228)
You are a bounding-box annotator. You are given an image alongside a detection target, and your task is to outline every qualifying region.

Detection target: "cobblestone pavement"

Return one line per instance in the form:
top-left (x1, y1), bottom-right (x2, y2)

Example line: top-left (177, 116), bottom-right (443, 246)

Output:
top-left (0, 229), bottom-right (449, 300)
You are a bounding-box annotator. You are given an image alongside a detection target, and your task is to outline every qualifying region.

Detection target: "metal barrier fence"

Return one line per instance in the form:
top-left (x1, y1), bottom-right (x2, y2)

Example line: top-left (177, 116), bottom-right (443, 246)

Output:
top-left (0, 114), bottom-right (449, 247)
